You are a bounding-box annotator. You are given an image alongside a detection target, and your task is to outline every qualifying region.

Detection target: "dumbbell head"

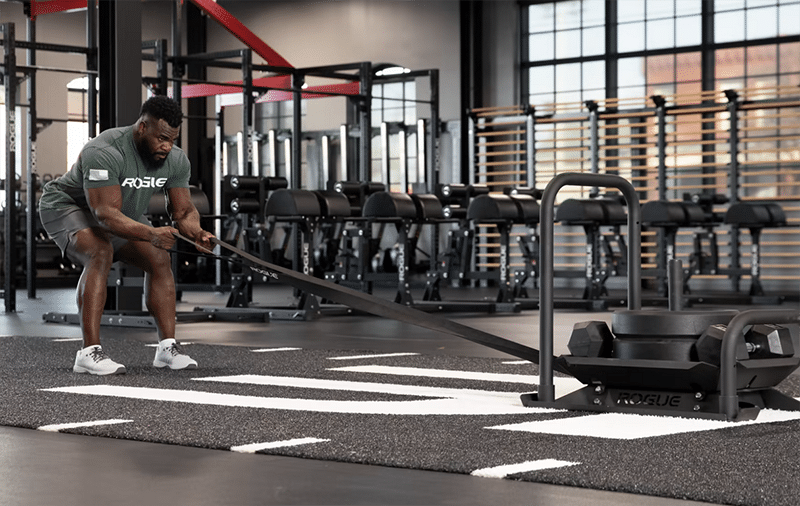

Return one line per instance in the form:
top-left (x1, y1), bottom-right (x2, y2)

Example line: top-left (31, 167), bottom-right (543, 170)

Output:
top-left (745, 324), bottom-right (794, 359)
top-left (695, 324), bottom-right (749, 366)
top-left (568, 321), bottom-right (614, 358)
top-left (694, 323), bottom-right (794, 365)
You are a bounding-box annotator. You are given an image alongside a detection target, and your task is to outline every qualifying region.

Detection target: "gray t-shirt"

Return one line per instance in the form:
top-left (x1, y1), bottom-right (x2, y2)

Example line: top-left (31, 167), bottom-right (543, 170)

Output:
top-left (38, 125), bottom-right (190, 220)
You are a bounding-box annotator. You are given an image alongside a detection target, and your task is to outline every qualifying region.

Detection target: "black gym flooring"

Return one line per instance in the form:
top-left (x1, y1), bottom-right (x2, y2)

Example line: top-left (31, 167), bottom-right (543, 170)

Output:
top-left (2, 285), bottom-right (799, 506)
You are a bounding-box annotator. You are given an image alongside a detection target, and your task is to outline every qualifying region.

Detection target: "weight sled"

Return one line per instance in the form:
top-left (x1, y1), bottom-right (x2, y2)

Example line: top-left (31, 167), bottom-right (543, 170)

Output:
top-left (520, 173), bottom-right (800, 421)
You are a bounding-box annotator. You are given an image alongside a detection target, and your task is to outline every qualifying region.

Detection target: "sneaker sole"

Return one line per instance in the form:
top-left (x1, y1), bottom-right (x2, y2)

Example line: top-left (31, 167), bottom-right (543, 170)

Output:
top-left (73, 365), bottom-right (127, 375)
top-left (153, 361), bottom-right (198, 370)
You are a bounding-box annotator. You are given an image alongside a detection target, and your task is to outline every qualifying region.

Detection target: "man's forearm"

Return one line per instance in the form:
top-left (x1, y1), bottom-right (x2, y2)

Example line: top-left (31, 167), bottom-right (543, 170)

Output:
top-left (174, 207), bottom-right (204, 238)
top-left (94, 206), bottom-right (156, 241)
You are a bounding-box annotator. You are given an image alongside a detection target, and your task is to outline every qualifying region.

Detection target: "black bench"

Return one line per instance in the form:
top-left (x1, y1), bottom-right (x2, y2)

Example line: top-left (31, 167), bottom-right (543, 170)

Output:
top-left (725, 201), bottom-right (787, 296)
top-left (555, 197), bottom-right (628, 303)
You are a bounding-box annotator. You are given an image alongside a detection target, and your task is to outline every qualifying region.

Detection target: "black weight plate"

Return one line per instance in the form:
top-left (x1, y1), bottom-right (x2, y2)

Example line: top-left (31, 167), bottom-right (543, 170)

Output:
top-left (612, 309), bottom-right (738, 339)
top-left (612, 337), bottom-right (697, 361)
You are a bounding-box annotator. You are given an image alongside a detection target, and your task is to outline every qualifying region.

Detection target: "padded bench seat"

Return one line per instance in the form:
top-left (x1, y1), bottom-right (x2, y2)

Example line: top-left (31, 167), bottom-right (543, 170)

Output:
top-left (725, 202), bottom-right (786, 228)
top-left (641, 200), bottom-right (709, 227)
top-left (556, 198), bottom-right (626, 226)
top-left (265, 189), bottom-right (321, 217)
top-left (467, 194), bottom-right (540, 224)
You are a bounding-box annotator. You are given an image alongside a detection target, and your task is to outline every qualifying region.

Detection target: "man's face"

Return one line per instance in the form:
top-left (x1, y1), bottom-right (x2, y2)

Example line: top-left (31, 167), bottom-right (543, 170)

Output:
top-left (136, 116), bottom-right (180, 168)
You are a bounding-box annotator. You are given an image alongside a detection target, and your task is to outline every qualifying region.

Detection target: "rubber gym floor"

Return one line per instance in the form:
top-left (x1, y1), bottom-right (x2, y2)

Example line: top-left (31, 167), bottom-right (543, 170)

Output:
top-left (1, 283), bottom-right (797, 506)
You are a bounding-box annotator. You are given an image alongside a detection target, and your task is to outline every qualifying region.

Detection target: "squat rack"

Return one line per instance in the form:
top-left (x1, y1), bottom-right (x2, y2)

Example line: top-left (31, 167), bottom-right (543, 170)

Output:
top-left (0, 8), bottom-right (98, 312)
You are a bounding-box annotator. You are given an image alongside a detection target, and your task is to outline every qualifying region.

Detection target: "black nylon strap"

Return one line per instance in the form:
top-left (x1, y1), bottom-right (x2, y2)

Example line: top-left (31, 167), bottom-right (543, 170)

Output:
top-left (177, 234), bottom-right (560, 367)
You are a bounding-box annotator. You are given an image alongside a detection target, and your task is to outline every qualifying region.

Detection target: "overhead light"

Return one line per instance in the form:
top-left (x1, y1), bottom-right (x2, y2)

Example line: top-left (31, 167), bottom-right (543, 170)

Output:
top-left (374, 64), bottom-right (411, 77)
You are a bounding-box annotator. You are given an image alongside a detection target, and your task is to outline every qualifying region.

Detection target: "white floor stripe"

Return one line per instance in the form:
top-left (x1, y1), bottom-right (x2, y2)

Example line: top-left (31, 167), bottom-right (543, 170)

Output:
top-left (42, 380), bottom-right (556, 416)
top-left (230, 437), bottom-right (329, 453)
top-left (328, 352), bottom-right (419, 360)
top-left (251, 347), bottom-right (302, 353)
top-left (471, 459), bottom-right (578, 478)
top-left (501, 360), bottom-right (530, 365)
top-left (37, 419), bottom-right (133, 432)
top-left (51, 338), bottom-right (83, 342)
top-left (327, 365), bottom-right (584, 397)
top-left (488, 409), bottom-right (800, 440)
top-left (328, 365), bottom-right (537, 383)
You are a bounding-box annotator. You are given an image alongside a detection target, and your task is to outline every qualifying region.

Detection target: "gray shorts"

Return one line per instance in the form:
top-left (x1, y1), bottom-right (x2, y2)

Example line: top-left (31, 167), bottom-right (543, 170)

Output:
top-left (39, 206), bottom-right (151, 265)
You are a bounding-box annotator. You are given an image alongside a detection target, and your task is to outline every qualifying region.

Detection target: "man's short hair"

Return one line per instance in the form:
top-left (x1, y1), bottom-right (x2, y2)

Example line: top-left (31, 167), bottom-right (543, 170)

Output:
top-left (140, 95), bottom-right (183, 128)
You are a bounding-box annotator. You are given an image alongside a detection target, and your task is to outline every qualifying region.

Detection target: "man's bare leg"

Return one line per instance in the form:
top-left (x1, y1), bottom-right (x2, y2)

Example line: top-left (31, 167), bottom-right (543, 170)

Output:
top-left (71, 228), bottom-right (115, 348)
top-left (116, 240), bottom-right (176, 341)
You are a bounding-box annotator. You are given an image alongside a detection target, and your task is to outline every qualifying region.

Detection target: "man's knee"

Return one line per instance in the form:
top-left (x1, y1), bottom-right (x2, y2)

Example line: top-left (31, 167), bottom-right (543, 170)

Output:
top-left (148, 248), bottom-right (174, 274)
top-left (71, 230), bottom-right (115, 269)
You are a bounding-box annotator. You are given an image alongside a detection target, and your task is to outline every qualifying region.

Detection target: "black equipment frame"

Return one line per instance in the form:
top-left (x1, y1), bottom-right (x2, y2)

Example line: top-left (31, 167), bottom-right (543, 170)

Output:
top-left (522, 172), bottom-right (800, 422)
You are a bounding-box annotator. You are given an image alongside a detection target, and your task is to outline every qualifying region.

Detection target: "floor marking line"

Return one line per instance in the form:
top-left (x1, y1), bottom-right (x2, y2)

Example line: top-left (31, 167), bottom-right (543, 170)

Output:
top-left (471, 459), bottom-right (579, 478)
top-left (193, 374), bottom-right (524, 398)
top-left (37, 419), bottom-right (134, 432)
top-left (41, 381), bottom-right (559, 416)
top-left (487, 409), bottom-right (800, 440)
top-left (327, 352), bottom-right (419, 360)
top-left (326, 365), bottom-right (584, 397)
top-left (51, 338), bottom-right (84, 342)
top-left (230, 437), bottom-right (329, 453)
top-left (328, 365), bottom-right (537, 383)
top-left (251, 347), bottom-right (302, 353)
top-left (502, 360), bottom-right (530, 365)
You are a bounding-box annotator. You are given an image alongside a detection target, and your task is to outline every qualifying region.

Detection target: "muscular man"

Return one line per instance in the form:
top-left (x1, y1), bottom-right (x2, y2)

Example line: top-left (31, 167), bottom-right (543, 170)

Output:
top-left (39, 95), bottom-right (214, 375)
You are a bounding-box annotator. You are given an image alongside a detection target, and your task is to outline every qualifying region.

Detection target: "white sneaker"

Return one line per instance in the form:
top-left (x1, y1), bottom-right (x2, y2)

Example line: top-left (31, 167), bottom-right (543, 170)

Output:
top-left (73, 345), bottom-right (126, 375)
top-left (153, 339), bottom-right (198, 370)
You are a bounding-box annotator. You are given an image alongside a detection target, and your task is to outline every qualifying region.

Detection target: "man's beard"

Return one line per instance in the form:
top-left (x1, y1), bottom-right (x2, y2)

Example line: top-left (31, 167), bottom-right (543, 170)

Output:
top-left (136, 138), bottom-right (167, 168)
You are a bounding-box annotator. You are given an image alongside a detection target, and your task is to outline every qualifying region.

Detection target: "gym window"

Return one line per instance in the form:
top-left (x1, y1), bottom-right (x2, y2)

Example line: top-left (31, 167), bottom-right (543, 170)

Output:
top-left (371, 69), bottom-right (420, 192)
top-left (66, 76), bottom-right (95, 170)
top-left (523, 0), bottom-right (800, 108)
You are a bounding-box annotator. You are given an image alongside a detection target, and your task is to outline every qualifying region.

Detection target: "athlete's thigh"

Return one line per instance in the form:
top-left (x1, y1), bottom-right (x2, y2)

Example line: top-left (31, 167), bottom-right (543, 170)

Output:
top-left (69, 227), bottom-right (115, 266)
top-left (115, 238), bottom-right (172, 274)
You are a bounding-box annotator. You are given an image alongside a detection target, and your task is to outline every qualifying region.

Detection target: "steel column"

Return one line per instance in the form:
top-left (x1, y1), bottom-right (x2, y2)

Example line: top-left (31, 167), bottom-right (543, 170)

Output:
top-left (399, 125), bottom-right (407, 192)
top-left (292, 71), bottom-right (303, 189)
top-left (98, 0), bottom-right (142, 129)
top-left (380, 122), bottom-right (390, 187)
top-left (3, 23), bottom-right (18, 312)
top-left (526, 110), bottom-right (535, 187)
top-left (416, 119), bottom-right (426, 190)
top-left (268, 129), bottom-right (278, 177)
top-left (340, 124), bottom-right (350, 181)
top-left (726, 90), bottom-right (742, 291)
top-left (358, 62), bottom-right (372, 183)
top-left (429, 69), bottom-right (439, 190)
top-left (86, 0), bottom-right (96, 138)
top-left (587, 101), bottom-right (599, 174)
top-left (214, 97), bottom-right (224, 286)
top-left (25, 18), bottom-right (36, 299)
top-left (171, 0), bottom-right (183, 104)
top-left (241, 49), bottom-right (253, 176)
top-left (467, 115), bottom-right (476, 186)
top-left (652, 95), bottom-right (667, 200)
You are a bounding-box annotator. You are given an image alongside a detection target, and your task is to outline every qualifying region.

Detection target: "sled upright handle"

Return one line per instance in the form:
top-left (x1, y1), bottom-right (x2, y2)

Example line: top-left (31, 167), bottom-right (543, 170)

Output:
top-left (538, 173), bottom-right (641, 402)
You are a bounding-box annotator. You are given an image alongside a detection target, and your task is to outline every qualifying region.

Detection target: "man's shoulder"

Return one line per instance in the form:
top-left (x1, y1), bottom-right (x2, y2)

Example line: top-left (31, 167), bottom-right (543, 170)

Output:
top-left (81, 127), bottom-right (132, 164)
top-left (88, 126), bottom-right (131, 150)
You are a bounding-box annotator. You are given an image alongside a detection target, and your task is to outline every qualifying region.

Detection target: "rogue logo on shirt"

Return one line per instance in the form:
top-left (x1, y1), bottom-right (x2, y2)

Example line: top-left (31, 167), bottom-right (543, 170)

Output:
top-left (120, 177), bottom-right (168, 189)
